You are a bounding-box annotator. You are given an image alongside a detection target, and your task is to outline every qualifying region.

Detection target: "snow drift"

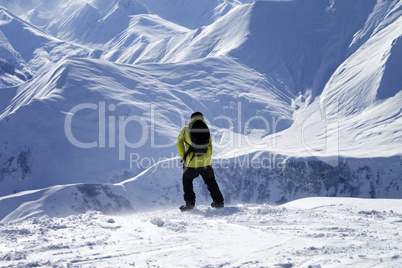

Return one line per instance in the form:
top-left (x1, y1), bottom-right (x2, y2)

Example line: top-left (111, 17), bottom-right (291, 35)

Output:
top-left (2, 198), bottom-right (402, 267)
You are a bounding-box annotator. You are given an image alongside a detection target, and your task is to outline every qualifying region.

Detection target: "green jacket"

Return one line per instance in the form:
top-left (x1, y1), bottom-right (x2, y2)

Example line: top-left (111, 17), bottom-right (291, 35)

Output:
top-left (176, 118), bottom-right (212, 168)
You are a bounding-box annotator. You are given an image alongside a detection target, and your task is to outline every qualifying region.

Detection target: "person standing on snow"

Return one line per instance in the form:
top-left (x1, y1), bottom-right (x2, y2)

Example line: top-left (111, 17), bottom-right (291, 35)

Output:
top-left (176, 112), bottom-right (224, 212)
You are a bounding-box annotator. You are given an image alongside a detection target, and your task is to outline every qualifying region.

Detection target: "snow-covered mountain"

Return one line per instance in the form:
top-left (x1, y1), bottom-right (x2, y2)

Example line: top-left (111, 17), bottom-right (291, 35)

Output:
top-left (0, 6), bottom-right (90, 87)
top-left (0, 55), bottom-right (294, 197)
top-left (0, 0), bottom-right (401, 226)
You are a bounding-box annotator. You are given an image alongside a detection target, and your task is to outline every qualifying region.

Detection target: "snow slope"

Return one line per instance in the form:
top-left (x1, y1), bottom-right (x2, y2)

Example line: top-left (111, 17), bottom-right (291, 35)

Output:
top-left (0, 7), bottom-right (90, 87)
top-left (321, 0), bottom-right (402, 117)
top-left (230, 0), bottom-right (376, 97)
top-left (1, 198), bottom-right (402, 267)
top-left (102, 3), bottom-right (254, 65)
top-left (15, 0), bottom-right (148, 44)
top-left (264, 0), bottom-right (402, 159)
top-left (111, 0), bottom-right (376, 97)
top-left (138, 0), bottom-right (235, 29)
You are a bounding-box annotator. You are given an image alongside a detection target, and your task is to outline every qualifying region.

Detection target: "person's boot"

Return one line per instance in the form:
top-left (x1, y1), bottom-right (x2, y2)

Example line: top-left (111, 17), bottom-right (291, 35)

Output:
top-left (179, 205), bottom-right (194, 212)
top-left (179, 202), bottom-right (194, 212)
top-left (211, 202), bottom-right (224, 208)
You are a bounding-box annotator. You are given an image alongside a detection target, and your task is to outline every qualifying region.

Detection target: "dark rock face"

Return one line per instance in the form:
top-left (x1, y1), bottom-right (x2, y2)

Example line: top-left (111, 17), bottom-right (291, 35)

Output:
top-left (211, 156), bottom-right (402, 205)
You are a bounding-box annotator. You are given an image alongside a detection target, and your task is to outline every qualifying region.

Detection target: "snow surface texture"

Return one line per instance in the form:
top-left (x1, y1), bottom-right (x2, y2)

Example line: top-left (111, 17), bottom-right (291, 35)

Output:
top-left (0, 1), bottom-right (401, 265)
top-left (1, 198), bottom-right (402, 267)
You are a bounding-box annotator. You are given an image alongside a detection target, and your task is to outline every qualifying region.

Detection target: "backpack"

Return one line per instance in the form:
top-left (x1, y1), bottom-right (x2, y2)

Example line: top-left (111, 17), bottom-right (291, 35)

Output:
top-left (182, 120), bottom-right (210, 163)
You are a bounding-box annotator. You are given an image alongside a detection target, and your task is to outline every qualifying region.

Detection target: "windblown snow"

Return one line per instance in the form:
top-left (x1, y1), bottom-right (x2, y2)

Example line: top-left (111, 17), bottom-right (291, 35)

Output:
top-left (0, 0), bottom-right (401, 266)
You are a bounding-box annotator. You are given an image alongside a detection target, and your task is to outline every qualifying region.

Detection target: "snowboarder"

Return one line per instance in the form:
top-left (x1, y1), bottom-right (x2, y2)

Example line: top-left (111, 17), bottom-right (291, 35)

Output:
top-left (176, 112), bottom-right (224, 212)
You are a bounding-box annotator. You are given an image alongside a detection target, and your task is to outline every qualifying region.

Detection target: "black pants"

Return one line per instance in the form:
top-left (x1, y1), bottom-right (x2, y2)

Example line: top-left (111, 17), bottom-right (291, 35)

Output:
top-left (182, 166), bottom-right (224, 206)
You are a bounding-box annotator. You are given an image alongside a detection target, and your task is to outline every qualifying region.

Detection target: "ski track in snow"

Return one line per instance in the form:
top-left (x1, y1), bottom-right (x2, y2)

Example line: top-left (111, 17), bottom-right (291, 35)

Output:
top-left (1, 199), bottom-right (402, 267)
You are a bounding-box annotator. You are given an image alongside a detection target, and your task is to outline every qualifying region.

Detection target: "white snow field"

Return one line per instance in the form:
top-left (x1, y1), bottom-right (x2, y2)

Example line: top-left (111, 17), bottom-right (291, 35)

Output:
top-left (0, 0), bottom-right (402, 266)
top-left (1, 198), bottom-right (402, 267)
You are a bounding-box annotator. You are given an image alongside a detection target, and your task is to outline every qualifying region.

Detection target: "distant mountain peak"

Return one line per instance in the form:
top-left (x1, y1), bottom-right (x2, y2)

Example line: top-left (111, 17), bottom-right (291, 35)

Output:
top-left (0, 5), bottom-right (20, 21)
top-left (117, 0), bottom-right (148, 15)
